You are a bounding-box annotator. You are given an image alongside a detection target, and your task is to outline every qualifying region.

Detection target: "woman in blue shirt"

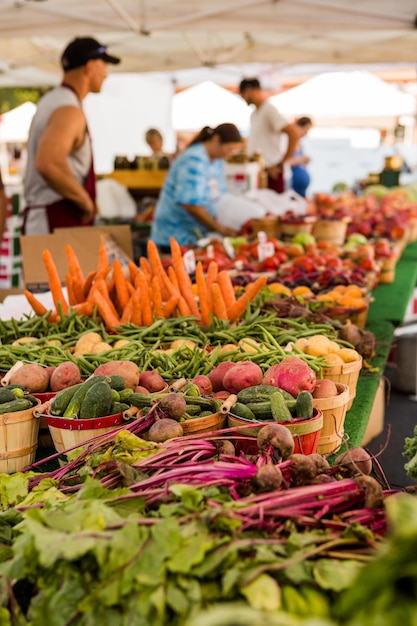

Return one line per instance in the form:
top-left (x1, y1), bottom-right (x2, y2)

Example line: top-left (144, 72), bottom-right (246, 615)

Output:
top-left (150, 123), bottom-right (242, 250)
top-left (289, 117), bottom-right (313, 198)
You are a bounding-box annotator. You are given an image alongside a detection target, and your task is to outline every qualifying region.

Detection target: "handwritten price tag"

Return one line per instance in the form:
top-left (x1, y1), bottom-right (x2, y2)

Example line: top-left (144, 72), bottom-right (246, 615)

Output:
top-left (183, 249), bottom-right (196, 274)
top-left (257, 242), bottom-right (275, 262)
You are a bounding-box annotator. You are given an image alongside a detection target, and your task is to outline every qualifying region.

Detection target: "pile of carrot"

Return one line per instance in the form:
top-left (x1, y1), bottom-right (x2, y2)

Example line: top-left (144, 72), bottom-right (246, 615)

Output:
top-left (24, 235), bottom-right (267, 330)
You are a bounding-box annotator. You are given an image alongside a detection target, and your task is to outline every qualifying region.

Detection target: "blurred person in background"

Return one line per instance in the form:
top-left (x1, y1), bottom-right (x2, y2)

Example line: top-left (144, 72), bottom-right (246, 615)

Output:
top-left (22, 36), bottom-right (120, 235)
top-left (287, 116), bottom-right (313, 197)
top-left (239, 77), bottom-right (298, 194)
top-left (0, 171), bottom-right (6, 247)
top-left (150, 123), bottom-right (242, 251)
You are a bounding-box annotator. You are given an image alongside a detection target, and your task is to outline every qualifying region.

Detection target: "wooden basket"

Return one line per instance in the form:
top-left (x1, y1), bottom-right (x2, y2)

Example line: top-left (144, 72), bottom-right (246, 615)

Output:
top-left (312, 219), bottom-right (348, 245)
top-left (0, 401), bottom-right (40, 473)
top-left (321, 357), bottom-right (362, 411)
top-left (278, 216), bottom-right (316, 241)
top-left (251, 216), bottom-right (280, 238)
top-left (46, 413), bottom-right (125, 455)
top-left (227, 409), bottom-right (323, 456)
top-left (181, 412), bottom-right (226, 435)
top-left (313, 383), bottom-right (350, 455)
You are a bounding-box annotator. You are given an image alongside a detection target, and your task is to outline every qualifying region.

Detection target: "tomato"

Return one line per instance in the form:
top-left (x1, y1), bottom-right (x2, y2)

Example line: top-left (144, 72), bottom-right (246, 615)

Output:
top-left (262, 256), bottom-right (280, 271)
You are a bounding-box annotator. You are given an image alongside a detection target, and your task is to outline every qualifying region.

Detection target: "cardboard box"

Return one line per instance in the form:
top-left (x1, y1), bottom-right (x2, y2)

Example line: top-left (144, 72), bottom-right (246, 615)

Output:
top-left (0, 287), bottom-right (25, 303)
top-left (362, 378), bottom-right (385, 446)
top-left (20, 225), bottom-right (133, 292)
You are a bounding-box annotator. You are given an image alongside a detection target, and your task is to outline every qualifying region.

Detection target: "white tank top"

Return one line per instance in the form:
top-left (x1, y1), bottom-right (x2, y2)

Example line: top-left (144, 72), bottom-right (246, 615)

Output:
top-left (23, 86), bottom-right (92, 206)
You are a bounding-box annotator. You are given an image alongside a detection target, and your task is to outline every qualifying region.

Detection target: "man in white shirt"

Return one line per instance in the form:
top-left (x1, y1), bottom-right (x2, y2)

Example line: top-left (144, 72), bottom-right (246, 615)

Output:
top-left (239, 78), bottom-right (298, 193)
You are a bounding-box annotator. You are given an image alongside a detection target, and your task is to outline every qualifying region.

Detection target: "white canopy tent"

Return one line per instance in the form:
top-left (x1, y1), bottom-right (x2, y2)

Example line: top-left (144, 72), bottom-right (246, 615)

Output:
top-left (172, 81), bottom-right (252, 132)
top-left (0, 102), bottom-right (37, 143)
top-left (0, 1), bottom-right (416, 85)
top-left (269, 71), bottom-right (416, 128)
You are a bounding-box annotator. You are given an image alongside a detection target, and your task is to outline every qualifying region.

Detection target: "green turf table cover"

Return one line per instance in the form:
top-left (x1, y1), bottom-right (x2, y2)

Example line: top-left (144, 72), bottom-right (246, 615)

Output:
top-left (344, 319), bottom-right (394, 447)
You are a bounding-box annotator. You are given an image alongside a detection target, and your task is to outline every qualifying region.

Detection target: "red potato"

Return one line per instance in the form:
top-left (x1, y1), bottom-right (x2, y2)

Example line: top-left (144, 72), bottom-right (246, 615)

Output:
top-left (208, 361), bottom-right (236, 392)
top-left (50, 361), bottom-right (82, 392)
top-left (223, 361), bottom-right (263, 394)
top-left (44, 366), bottom-right (56, 383)
top-left (191, 375), bottom-right (213, 395)
top-left (139, 370), bottom-right (166, 393)
top-left (263, 357), bottom-right (316, 397)
top-left (312, 379), bottom-right (339, 398)
top-left (135, 385), bottom-right (151, 394)
top-left (94, 360), bottom-right (140, 390)
top-left (212, 390), bottom-right (230, 400)
top-left (9, 363), bottom-right (49, 393)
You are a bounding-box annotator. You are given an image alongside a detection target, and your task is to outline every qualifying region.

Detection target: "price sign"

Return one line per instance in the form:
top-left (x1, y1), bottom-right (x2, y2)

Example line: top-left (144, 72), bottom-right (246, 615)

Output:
top-left (257, 242), bottom-right (275, 262)
top-left (223, 237), bottom-right (235, 258)
top-left (183, 249), bottom-right (196, 274)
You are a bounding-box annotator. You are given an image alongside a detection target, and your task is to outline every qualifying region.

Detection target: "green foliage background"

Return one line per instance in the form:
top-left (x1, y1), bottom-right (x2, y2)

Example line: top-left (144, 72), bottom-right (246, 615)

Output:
top-left (0, 87), bottom-right (49, 114)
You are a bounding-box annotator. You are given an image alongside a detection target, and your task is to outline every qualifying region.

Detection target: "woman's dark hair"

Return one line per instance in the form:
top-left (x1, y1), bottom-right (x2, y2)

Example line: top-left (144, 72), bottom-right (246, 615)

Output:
top-left (188, 123), bottom-right (242, 147)
top-left (296, 117), bottom-right (312, 128)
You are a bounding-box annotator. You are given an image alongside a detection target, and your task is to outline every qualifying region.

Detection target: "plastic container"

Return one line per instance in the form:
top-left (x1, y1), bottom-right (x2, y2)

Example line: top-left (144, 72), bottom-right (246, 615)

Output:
top-left (313, 383), bottom-right (350, 455)
top-left (0, 401), bottom-right (40, 473)
top-left (321, 357), bottom-right (362, 411)
top-left (227, 408), bottom-right (323, 456)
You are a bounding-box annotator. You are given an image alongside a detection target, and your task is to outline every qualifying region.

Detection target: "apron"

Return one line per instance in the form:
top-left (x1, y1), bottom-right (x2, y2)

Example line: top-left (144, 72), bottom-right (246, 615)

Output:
top-left (22, 83), bottom-right (96, 234)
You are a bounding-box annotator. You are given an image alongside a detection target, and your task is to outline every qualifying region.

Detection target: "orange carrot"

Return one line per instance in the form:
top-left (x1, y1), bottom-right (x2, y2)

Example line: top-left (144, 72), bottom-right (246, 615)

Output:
top-left (64, 244), bottom-right (85, 303)
top-left (210, 282), bottom-right (228, 320)
top-left (96, 234), bottom-right (109, 277)
top-left (136, 270), bottom-right (153, 326)
top-left (130, 291), bottom-right (142, 326)
top-left (195, 261), bottom-right (211, 326)
top-left (92, 276), bottom-right (120, 321)
top-left (128, 260), bottom-right (139, 285)
top-left (161, 294), bottom-right (179, 318)
top-left (151, 275), bottom-right (164, 319)
top-left (177, 295), bottom-right (192, 316)
top-left (24, 289), bottom-right (48, 317)
top-left (169, 237), bottom-right (200, 318)
top-left (168, 266), bottom-right (180, 292)
top-left (42, 249), bottom-right (69, 315)
top-left (205, 261), bottom-right (218, 311)
top-left (139, 257), bottom-right (152, 282)
top-left (227, 275), bottom-right (268, 322)
top-left (83, 270), bottom-right (96, 299)
top-left (65, 274), bottom-right (77, 307)
top-left (147, 239), bottom-right (170, 300)
top-left (126, 281), bottom-right (135, 297)
top-left (71, 301), bottom-right (95, 317)
top-left (120, 297), bottom-right (133, 324)
top-left (92, 289), bottom-right (120, 330)
top-left (113, 258), bottom-right (130, 312)
top-left (217, 270), bottom-right (236, 310)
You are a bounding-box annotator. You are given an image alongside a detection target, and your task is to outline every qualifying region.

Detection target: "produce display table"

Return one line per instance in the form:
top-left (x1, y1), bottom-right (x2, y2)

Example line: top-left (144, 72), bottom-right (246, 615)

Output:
top-left (367, 240), bottom-right (417, 325)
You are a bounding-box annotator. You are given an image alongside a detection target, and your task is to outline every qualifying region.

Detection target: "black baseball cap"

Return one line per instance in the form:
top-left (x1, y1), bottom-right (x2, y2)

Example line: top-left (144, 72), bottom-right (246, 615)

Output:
top-left (239, 78), bottom-right (261, 94)
top-left (61, 37), bottom-right (121, 71)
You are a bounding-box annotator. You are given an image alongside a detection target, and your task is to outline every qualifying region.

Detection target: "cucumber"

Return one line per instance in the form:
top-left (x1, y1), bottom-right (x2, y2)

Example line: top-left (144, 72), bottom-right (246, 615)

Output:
top-left (63, 376), bottom-right (109, 418)
top-left (50, 382), bottom-right (83, 416)
top-left (184, 404), bottom-right (202, 416)
top-left (79, 381), bottom-right (113, 419)
top-left (110, 401), bottom-right (129, 415)
top-left (0, 388), bottom-right (17, 404)
top-left (110, 389), bottom-right (120, 402)
top-left (107, 375), bottom-right (125, 391)
top-left (271, 391), bottom-right (293, 423)
top-left (183, 395), bottom-right (215, 409)
top-left (230, 402), bottom-right (256, 421)
top-left (0, 398), bottom-right (32, 414)
top-left (244, 400), bottom-right (273, 420)
top-left (295, 391), bottom-right (314, 419)
top-left (24, 394), bottom-right (39, 407)
top-left (119, 388), bottom-right (134, 402)
top-left (129, 393), bottom-right (154, 408)
top-left (237, 385), bottom-right (281, 404)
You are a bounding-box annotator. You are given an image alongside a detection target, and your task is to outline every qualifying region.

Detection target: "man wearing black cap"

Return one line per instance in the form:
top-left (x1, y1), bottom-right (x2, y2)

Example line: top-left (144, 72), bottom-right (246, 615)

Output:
top-left (22, 37), bottom-right (120, 235)
top-left (239, 77), bottom-right (298, 194)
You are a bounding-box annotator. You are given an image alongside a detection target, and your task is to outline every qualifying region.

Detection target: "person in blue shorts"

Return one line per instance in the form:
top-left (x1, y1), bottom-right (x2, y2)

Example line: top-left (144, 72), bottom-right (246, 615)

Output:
top-left (150, 123), bottom-right (242, 250)
top-left (288, 116), bottom-right (313, 198)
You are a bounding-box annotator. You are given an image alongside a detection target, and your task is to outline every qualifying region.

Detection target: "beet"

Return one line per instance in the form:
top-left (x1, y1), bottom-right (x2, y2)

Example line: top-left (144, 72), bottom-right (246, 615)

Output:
top-left (288, 453), bottom-right (317, 485)
top-left (334, 447), bottom-right (373, 476)
top-left (338, 322), bottom-right (362, 348)
top-left (157, 393), bottom-right (187, 420)
top-left (257, 423), bottom-right (295, 460)
top-left (354, 474), bottom-right (383, 509)
top-left (358, 329), bottom-right (376, 360)
top-left (263, 356), bottom-right (316, 397)
top-left (253, 464), bottom-right (283, 492)
top-left (148, 418), bottom-right (184, 442)
top-left (217, 439), bottom-right (236, 457)
top-left (308, 453), bottom-right (331, 474)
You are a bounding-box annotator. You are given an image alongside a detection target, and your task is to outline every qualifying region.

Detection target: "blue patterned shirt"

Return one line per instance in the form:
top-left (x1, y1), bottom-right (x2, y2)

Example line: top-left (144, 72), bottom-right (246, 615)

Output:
top-left (150, 142), bottom-right (226, 246)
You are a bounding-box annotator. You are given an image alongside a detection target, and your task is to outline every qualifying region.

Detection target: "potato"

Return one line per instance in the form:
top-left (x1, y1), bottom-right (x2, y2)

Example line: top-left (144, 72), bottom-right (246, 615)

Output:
top-left (92, 341), bottom-right (113, 354)
top-left (139, 370), bottom-right (166, 393)
top-left (223, 361), bottom-right (263, 394)
top-left (338, 348), bottom-right (361, 363)
top-left (94, 360), bottom-right (140, 390)
top-left (208, 361), bottom-right (236, 392)
top-left (50, 361), bottom-right (82, 392)
top-left (74, 332), bottom-right (103, 355)
top-left (304, 335), bottom-right (331, 357)
top-left (113, 339), bottom-right (130, 349)
top-left (9, 363), bottom-right (49, 392)
top-left (11, 337), bottom-right (38, 347)
top-left (170, 339), bottom-right (197, 350)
